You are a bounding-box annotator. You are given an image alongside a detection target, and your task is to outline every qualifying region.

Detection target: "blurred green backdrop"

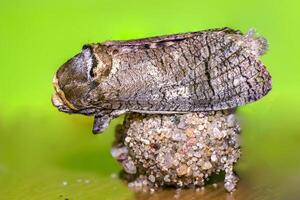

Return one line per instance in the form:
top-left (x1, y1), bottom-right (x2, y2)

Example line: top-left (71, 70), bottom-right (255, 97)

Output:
top-left (1, 0), bottom-right (300, 199)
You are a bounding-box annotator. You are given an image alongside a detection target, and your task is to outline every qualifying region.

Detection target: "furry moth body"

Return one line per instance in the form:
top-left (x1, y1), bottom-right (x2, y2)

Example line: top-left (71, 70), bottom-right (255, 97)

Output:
top-left (52, 27), bottom-right (272, 134)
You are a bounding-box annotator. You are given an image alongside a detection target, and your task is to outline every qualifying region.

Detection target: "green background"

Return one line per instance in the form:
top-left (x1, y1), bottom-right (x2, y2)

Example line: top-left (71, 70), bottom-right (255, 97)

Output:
top-left (1, 0), bottom-right (300, 199)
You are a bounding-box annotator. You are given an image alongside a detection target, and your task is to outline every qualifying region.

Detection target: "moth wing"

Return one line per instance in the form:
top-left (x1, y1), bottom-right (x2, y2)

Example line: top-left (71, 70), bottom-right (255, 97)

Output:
top-left (103, 27), bottom-right (240, 47)
top-left (100, 27), bottom-right (271, 112)
top-left (199, 57), bottom-right (272, 111)
top-left (128, 53), bottom-right (271, 112)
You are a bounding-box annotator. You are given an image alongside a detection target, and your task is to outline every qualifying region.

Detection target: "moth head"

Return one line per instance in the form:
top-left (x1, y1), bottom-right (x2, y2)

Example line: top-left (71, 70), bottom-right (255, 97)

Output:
top-left (52, 45), bottom-right (101, 114)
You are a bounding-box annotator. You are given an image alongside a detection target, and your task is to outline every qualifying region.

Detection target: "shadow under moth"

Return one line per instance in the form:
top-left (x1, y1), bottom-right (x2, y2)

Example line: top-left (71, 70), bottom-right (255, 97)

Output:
top-left (52, 27), bottom-right (272, 134)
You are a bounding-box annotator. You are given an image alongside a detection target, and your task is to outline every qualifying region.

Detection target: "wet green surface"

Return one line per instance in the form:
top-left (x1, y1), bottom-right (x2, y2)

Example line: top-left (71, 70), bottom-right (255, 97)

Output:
top-left (1, 0), bottom-right (300, 199)
top-left (1, 97), bottom-right (300, 199)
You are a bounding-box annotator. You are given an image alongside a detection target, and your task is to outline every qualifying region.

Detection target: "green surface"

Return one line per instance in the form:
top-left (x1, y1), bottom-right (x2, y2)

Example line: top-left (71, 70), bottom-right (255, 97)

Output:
top-left (1, 0), bottom-right (300, 199)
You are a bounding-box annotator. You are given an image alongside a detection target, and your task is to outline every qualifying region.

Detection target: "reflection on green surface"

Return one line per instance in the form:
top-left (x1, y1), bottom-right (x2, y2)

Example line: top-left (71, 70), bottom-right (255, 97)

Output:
top-left (1, 103), bottom-right (300, 199)
top-left (1, 0), bottom-right (300, 199)
top-left (0, 114), bottom-right (134, 199)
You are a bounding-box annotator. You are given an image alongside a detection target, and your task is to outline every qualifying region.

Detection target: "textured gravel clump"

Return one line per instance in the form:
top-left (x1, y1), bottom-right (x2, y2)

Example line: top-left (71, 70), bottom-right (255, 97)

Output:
top-left (111, 110), bottom-right (241, 192)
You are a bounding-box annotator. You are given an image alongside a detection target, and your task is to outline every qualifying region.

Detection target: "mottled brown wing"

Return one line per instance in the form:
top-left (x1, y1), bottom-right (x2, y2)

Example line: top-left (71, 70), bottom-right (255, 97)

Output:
top-left (103, 27), bottom-right (240, 47)
top-left (98, 28), bottom-right (271, 113)
top-left (131, 57), bottom-right (272, 112)
top-left (191, 56), bottom-right (272, 111)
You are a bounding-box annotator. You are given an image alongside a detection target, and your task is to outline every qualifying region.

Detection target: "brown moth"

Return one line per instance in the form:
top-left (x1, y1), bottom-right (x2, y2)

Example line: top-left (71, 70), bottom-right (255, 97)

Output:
top-left (52, 27), bottom-right (272, 134)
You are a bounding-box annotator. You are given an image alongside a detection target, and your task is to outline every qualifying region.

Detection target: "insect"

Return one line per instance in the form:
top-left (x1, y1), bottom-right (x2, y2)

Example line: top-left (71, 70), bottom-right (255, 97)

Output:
top-left (52, 27), bottom-right (272, 134)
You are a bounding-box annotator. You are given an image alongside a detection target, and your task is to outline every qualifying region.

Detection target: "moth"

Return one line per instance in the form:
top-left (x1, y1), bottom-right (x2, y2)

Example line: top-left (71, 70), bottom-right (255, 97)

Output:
top-left (52, 27), bottom-right (272, 134)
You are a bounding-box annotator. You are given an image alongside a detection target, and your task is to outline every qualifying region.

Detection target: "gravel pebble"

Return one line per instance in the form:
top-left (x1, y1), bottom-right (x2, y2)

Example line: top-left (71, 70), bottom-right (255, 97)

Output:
top-left (112, 110), bottom-right (241, 192)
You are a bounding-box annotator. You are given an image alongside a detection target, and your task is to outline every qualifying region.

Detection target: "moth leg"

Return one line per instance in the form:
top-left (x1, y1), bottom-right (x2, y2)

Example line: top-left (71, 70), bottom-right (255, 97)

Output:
top-left (93, 115), bottom-right (112, 134)
top-left (92, 110), bottom-right (128, 134)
